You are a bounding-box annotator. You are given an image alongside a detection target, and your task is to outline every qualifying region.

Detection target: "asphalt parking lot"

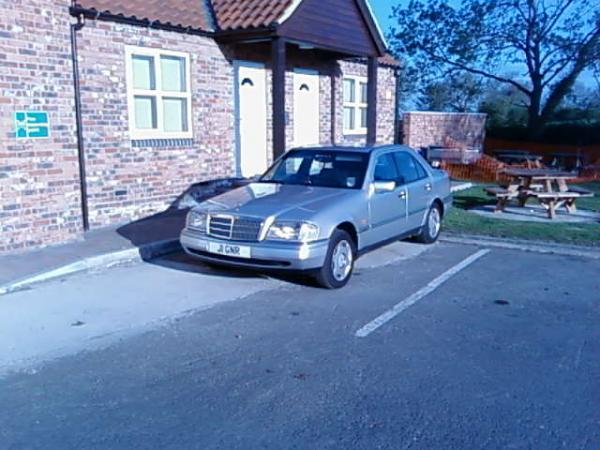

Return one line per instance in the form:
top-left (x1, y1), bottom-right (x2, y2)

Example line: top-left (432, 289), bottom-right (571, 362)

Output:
top-left (1, 242), bottom-right (599, 449)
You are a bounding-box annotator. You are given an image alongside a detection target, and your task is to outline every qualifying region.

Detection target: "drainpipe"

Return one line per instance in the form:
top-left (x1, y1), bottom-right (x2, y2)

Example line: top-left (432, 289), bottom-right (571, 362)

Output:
top-left (70, 13), bottom-right (89, 231)
top-left (394, 67), bottom-right (402, 145)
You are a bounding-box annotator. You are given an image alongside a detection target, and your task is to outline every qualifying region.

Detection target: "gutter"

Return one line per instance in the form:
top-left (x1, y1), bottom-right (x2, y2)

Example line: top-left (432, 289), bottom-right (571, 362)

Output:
top-left (66, 5), bottom-right (214, 233)
top-left (69, 6), bottom-right (213, 37)
top-left (394, 67), bottom-right (402, 145)
top-left (70, 13), bottom-right (89, 231)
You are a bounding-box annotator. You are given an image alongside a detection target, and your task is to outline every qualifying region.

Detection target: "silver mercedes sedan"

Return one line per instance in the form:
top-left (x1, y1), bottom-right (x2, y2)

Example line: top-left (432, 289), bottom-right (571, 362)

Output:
top-left (180, 145), bottom-right (452, 288)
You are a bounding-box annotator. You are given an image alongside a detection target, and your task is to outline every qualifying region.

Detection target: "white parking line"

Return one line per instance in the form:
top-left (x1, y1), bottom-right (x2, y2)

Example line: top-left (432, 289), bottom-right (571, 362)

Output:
top-left (355, 249), bottom-right (491, 338)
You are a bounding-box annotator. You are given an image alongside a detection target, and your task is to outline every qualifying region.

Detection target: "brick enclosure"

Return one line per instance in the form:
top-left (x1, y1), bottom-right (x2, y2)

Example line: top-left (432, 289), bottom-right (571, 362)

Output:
top-left (0, 0), bottom-right (82, 254)
top-left (0, 5), bottom-right (399, 254)
top-left (402, 112), bottom-right (487, 149)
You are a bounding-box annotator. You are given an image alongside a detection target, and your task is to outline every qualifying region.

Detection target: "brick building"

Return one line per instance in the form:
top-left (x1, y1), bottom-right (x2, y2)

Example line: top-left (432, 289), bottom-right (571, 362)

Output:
top-left (402, 112), bottom-right (487, 150)
top-left (0, 0), bottom-right (401, 254)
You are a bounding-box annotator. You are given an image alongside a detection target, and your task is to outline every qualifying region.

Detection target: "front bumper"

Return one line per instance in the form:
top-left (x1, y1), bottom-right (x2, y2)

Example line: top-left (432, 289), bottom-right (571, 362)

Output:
top-left (180, 228), bottom-right (329, 270)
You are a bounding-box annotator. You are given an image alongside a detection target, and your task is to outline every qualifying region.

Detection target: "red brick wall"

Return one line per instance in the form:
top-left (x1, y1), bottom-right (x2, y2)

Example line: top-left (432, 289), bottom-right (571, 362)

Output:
top-left (1, 11), bottom-right (399, 254)
top-left (77, 21), bottom-right (236, 228)
top-left (0, 0), bottom-right (83, 253)
top-left (403, 112), bottom-right (487, 149)
top-left (335, 60), bottom-right (397, 145)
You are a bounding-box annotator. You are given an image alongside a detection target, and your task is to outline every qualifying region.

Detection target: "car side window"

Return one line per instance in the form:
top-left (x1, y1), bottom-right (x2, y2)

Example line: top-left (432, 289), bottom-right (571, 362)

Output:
top-left (393, 152), bottom-right (427, 184)
top-left (374, 153), bottom-right (400, 182)
top-left (414, 157), bottom-right (428, 179)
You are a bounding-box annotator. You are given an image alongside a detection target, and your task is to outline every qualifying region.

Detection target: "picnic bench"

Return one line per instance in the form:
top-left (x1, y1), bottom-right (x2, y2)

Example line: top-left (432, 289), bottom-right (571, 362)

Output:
top-left (484, 168), bottom-right (594, 219)
top-left (493, 150), bottom-right (543, 168)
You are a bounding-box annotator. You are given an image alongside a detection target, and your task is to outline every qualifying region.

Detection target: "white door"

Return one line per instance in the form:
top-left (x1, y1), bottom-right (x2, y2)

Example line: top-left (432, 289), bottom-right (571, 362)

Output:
top-left (293, 69), bottom-right (320, 147)
top-left (235, 62), bottom-right (268, 177)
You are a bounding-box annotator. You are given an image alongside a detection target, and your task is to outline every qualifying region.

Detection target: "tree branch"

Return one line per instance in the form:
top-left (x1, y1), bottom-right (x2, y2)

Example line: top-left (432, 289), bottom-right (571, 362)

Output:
top-left (539, 0), bottom-right (577, 39)
top-left (427, 52), bottom-right (532, 96)
top-left (541, 27), bottom-right (600, 119)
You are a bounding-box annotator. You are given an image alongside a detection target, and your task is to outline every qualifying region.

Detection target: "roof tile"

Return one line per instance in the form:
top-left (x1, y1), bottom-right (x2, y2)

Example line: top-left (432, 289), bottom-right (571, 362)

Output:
top-left (210, 0), bottom-right (295, 30)
top-left (74, 0), bottom-right (213, 31)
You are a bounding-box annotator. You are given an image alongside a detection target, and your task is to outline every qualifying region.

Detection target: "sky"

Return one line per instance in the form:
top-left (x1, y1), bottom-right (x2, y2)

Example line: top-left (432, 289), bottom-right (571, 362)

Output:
top-left (368, 0), bottom-right (397, 33)
top-left (367, 0), bottom-right (596, 88)
top-left (368, 0), bottom-right (461, 34)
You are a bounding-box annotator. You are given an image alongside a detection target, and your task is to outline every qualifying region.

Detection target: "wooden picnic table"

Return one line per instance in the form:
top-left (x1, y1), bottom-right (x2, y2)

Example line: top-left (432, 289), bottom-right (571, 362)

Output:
top-left (493, 151), bottom-right (544, 167)
top-left (485, 168), bottom-right (593, 219)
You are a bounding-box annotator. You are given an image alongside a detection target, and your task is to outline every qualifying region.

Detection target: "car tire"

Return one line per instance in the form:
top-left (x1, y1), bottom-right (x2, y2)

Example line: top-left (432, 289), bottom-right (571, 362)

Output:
top-left (415, 203), bottom-right (442, 244)
top-left (314, 229), bottom-right (356, 289)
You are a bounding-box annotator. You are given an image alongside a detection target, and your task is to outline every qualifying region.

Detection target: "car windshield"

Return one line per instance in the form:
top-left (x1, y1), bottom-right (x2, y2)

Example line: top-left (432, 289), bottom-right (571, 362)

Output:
top-left (260, 150), bottom-right (369, 189)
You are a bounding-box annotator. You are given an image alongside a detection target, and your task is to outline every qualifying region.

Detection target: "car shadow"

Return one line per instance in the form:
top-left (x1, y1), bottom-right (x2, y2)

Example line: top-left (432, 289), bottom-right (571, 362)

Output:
top-left (113, 177), bottom-right (321, 287)
top-left (116, 178), bottom-right (252, 249)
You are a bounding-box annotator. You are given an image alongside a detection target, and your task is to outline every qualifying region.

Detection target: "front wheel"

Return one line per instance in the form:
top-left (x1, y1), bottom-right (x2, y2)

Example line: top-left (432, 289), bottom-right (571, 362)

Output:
top-left (314, 230), bottom-right (356, 289)
top-left (415, 204), bottom-right (442, 244)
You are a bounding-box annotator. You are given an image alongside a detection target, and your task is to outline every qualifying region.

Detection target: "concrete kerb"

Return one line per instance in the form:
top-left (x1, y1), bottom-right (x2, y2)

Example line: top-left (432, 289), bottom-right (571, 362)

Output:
top-left (442, 234), bottom-right (600, 259)
top-left (450, 182), bottom-right (474, 193)
top-left (0, 239), bottom-right (182, 297)
top-left (2, 232), bottom-right (597, 297)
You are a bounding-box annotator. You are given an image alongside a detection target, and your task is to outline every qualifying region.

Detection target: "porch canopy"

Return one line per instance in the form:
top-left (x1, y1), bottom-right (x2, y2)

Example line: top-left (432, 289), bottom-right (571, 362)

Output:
top-left (213, 0), bottom-right (389, 157)
top-left (72, 0), bottom-right (390, 158)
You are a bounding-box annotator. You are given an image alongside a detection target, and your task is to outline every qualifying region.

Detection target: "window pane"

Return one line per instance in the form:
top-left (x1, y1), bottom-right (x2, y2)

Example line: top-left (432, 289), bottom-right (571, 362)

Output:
top-left (343, 79), bottom-right (355, 103)
top-left (343, 107), bottom-right (355, 130)
top-left (134, 96), bottom-right (157, 129)
top-left (284, 157), bottom-right (304, 176)
top-left (360, 107), bottom-right (367, 128)
top-left (132, 55), bottom-right (155, 90)
top-left (163, 97), bottom-right (188, 132)
top-left (414, 157), bottom-right (428, 179)
top-left (393, 152), bottom-right (421, 184)
top-left (360, 82), bottom-right (368, 103)
top-left (161, 56), bottom-right (186, 92)
top-left (374, 153), bottom-right (400, 182)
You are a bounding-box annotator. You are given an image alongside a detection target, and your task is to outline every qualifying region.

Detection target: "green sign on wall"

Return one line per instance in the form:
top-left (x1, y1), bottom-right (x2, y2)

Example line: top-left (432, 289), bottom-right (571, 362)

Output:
top-left (15, 111), bottom-right (50, 139)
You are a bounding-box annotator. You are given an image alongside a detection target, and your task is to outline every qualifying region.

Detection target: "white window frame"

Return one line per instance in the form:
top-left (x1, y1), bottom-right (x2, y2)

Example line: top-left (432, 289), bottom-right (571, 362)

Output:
top-left (342, 75), bottom-right (368, 135)
top-left (125, 45), bottom-right (193, 140)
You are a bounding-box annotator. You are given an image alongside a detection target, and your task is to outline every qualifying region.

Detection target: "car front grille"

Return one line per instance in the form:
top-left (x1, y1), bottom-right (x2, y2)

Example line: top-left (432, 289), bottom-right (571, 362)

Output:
top-left (208, 215), bottom-right (262, 242)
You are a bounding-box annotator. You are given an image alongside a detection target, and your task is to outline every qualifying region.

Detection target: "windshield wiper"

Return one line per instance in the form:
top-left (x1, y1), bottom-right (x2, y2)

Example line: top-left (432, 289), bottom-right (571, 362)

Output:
top-left (257, 179), bottom-right (283, 184)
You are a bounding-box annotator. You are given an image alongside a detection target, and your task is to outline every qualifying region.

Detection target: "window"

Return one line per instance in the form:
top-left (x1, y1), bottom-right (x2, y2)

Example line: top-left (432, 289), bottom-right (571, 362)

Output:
top-left (393, 152), bottom-right (428, 184)
top-left (343, 76), bottom-right (368, 135)
top-left (374, 153), bottom-right (399, 182)
top-left (125, 46), bottom-right (192, 139)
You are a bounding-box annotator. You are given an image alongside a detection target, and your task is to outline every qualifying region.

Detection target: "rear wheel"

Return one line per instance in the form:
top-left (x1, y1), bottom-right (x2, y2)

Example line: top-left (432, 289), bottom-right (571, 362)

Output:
top-left (314, 229), bottom-right (356, 289)
top-left (415, 204), bottom-right (442, 244)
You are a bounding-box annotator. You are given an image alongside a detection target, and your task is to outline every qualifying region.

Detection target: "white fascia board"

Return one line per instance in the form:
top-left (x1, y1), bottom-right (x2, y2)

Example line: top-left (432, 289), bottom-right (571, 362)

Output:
top-left (276, 0), bottom-right (389, 51)
top-left (363, 0), bottom-right (389, 49)
top-left (276, 0), bottom-right (304, 25)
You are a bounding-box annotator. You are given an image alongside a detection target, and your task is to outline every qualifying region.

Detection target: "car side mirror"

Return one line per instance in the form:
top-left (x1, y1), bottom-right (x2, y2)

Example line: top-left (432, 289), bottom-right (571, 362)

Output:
top-left (373, 180), bottom-right (396, 193)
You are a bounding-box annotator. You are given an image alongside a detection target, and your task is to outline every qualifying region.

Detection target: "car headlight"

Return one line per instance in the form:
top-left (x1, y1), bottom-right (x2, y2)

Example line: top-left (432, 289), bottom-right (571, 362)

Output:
top-left (187, 211), bottom-right (207, 231)
top-left (267, 222), bottom-right (320, 242)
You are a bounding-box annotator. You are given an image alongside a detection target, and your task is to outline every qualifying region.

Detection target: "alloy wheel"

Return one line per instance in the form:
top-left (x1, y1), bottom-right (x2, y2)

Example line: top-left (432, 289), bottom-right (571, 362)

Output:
top-left (331, 239), bottom-right (353, 281)
top-left (428, 207), bottom-right (441, 238)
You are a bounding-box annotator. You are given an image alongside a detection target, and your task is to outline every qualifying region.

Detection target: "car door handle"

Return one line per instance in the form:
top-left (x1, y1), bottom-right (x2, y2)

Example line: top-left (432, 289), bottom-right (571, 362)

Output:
top-left (398, 191), bottom-right (407, 199)
top-left (425, 183), bottom-right (432, 192)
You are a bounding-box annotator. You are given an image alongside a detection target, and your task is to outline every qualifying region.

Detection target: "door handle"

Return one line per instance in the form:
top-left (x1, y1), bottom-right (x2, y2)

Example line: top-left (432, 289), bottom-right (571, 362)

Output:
top-left (425, 183), bottom-right (432, 192)
top-left (398, 191), bottom-right (407, 199)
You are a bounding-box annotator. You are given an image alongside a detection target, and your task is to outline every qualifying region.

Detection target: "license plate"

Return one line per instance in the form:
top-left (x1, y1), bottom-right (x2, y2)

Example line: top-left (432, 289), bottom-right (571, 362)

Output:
top-left (208, 242), bottom-right (251, 259)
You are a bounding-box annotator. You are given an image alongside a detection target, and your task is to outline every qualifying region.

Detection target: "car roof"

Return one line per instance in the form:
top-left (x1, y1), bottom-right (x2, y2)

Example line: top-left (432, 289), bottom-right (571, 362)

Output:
top-left (289, 144), bottom-right (411, 154)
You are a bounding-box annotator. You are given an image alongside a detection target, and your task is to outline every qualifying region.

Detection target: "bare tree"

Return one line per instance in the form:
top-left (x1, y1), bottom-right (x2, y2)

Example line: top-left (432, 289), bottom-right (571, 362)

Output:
top-left (418, 73), bottom-right (485, 112)
top-left (390, 0), bottom-right (600, 138)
